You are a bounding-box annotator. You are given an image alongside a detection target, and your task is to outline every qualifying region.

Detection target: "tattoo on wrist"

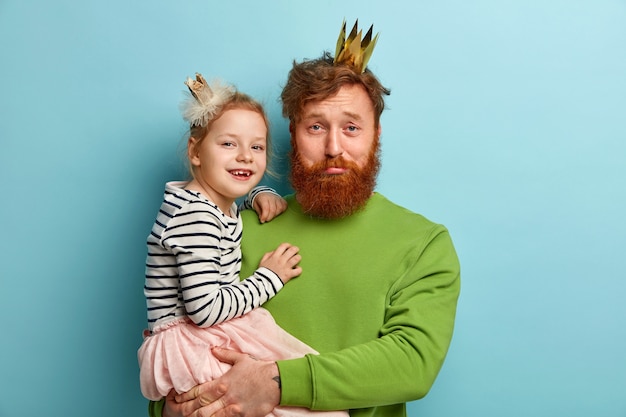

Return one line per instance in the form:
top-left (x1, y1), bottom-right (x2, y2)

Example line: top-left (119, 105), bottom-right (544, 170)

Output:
top-left (273, 376), bottom-right (281, 389)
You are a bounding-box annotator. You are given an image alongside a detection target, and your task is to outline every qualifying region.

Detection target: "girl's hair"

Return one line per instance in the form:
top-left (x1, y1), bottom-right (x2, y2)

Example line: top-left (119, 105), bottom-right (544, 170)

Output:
top-left (185, 91), bottom-right (276, 178)
top-left (280, 51), bottom-right (391, 126)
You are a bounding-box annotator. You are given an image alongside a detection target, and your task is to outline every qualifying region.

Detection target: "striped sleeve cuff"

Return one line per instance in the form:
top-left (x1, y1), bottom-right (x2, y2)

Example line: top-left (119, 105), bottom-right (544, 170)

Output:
top-left (240, 186), bottom-right (280, 211)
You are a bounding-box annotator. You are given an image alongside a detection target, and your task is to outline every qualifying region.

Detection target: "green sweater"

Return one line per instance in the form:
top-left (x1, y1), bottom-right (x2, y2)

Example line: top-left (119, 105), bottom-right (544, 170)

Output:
top-left (148, 193), bottom-right (460, 417)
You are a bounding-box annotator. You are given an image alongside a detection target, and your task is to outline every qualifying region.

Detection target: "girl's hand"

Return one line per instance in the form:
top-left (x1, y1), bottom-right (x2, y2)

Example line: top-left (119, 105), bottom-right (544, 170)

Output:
top-left (253, 192), bottom-right (287, 223)
top-left (259, 243), bottom-right (302, 284)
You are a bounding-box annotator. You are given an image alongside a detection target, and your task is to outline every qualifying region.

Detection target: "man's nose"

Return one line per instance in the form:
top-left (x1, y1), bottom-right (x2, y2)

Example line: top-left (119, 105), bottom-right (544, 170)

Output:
top-left (325, 130), bottom-right (344, 158)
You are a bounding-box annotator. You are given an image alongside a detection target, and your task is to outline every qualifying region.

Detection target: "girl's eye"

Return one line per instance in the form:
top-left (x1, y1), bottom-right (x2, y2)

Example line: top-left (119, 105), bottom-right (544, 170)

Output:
top-left (222, 142), bottom-right (235, 147)
top-left (252, 145), bottom-right (265, 151)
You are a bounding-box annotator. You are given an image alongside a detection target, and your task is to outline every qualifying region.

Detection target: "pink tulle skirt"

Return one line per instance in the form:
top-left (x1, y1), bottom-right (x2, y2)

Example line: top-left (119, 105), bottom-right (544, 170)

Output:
top-left (138, 308), bottom-right (348, 417)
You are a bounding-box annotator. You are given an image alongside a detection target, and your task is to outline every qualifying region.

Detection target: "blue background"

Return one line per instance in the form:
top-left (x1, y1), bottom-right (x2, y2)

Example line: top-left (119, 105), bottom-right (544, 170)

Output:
top-left (1, 1), bottom-right (625, 416)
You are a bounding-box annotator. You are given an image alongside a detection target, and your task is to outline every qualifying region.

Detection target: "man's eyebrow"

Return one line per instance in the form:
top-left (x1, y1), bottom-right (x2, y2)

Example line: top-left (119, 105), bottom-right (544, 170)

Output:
top-left (343, 111), bottom-right (363, 121)
top-left (302, 111), bottom-right (363, 121)
top-left (301, 111), bottom-right (323, 120)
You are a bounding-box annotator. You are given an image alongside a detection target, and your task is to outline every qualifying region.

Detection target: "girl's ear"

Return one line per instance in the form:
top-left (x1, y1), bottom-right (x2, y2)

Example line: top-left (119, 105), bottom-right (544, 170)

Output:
top-left (188, 136), bottom-right (201, 167)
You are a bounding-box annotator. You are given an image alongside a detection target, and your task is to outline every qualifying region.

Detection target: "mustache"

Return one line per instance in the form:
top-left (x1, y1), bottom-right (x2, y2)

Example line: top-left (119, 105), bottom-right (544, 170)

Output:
top-left (311, 156), bottom-right (359, 171)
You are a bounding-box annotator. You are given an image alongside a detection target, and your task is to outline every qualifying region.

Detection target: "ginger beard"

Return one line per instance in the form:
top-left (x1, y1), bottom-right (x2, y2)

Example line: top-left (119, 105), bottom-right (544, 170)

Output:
top-left (289, 138), bottom-right (381, 219)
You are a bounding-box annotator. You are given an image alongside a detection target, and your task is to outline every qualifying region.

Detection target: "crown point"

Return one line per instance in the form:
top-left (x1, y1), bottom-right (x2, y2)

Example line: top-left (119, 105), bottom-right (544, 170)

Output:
top-left (333, 19), bottom-right (379, 73)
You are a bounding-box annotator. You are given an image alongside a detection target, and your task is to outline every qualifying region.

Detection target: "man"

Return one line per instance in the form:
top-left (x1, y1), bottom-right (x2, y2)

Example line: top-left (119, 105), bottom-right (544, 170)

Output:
top-left (153, 21), bottom-right (460, 417)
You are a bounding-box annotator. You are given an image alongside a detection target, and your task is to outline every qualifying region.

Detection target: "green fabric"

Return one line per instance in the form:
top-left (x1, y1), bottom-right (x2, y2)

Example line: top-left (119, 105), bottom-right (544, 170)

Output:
top-left (239, 193), bottom-right (461, 417)
top-left (148, 396), bottom-right (164, 417)
top-left (148, 193), bottom-right (460, 417)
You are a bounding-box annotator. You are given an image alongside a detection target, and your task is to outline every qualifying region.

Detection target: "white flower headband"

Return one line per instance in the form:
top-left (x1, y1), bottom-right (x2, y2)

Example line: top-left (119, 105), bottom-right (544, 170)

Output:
top-left (180, 72), bottom-right (236, 127)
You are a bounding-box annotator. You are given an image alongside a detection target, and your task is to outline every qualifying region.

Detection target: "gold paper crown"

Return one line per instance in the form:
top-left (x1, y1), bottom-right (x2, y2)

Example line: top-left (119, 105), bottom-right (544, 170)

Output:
top-left (333, 19), bottom-right (379, 73)
top-left (180, 72), bottom-right (235, 127)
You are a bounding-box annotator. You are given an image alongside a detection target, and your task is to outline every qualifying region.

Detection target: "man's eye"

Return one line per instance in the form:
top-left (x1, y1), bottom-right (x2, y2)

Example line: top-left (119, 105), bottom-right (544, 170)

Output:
top-left (310, 124), bottom-right (322, 131)
top-left (346, 126), bottom-right (358, 132)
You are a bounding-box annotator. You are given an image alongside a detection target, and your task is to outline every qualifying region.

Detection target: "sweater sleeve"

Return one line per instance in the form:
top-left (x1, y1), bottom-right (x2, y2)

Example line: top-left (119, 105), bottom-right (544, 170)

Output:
top-left (277, 228), bottom-right (461, 410)
top-left (163, 203), bottom-right (284, 328)
top-left (148, 399), bottom-right (164, 417)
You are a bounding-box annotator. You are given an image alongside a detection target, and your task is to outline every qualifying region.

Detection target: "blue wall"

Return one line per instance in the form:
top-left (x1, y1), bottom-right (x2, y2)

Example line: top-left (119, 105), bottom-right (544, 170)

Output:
top-left (1, 1), bottom-right (625, 416)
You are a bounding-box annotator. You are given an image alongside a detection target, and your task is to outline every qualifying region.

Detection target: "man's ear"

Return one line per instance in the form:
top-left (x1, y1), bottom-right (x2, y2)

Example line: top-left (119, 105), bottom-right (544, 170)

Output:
top-left (188, 136), bottom-right (201, 166)
top-left (288, 122), bottom-right (298, 147)
top-left (289, 122), bottom-right (295, 139)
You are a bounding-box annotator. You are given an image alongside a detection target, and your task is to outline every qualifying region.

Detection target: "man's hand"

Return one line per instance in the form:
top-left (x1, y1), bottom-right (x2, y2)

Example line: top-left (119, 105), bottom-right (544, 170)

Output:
top-left (164, 383), bottom-right (237, 417)
top-left (172, 347), bottom-right (281, 417)
top-left (253, 192), bottom-right (287, 223)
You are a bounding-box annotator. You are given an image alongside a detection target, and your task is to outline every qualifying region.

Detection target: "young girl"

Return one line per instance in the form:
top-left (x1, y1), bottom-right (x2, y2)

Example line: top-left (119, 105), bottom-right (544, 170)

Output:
top-left (137, 74), bottom-right (347, 417)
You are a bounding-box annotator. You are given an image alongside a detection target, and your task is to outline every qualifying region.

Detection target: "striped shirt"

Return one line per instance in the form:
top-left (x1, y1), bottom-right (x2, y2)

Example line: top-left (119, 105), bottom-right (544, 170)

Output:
top-left (144, 181), bottom-right (284, 331)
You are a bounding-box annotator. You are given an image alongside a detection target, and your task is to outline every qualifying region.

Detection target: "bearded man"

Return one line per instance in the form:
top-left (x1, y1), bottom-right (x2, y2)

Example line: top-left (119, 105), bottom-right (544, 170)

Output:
top-left (155, 33), bottom-right (460, 417)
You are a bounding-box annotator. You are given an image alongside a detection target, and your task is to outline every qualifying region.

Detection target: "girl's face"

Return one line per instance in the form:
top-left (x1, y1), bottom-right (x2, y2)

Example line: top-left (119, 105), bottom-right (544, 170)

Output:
top-left (188, 108), bottom-right (267, 213)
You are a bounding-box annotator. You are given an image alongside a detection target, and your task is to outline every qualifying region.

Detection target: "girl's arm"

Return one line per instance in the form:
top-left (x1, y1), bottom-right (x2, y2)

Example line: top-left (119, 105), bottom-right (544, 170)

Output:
top-left (164, 201), bottom-right (284, 328)
top-left (240, 186), bottom-right (287, 223)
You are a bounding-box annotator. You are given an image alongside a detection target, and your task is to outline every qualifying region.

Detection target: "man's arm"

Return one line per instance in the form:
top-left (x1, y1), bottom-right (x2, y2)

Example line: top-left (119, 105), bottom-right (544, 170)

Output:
top-left (152, 350), bottom-right (280, 417)
top-left (277, 229), bottom-right (460, 409)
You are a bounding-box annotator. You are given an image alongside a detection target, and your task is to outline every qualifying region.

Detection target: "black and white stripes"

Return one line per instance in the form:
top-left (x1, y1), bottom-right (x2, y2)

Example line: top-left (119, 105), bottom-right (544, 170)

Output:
top-left (144, 182), bottom-right (283, 331)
